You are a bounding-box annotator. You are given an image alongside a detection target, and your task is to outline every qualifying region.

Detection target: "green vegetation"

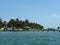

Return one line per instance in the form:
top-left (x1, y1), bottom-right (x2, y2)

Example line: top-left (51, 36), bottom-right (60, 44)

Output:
top-left (0, 18), bottom-right (44, 30)
top-left (0, 18), bottom-right (3, 29)
top-left (57, 27), bottom-right (60, 30)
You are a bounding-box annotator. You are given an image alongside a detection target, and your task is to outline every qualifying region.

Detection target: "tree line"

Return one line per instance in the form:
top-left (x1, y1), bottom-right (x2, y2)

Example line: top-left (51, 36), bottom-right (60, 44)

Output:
top-left (0, 18), bottom-right (44, 30)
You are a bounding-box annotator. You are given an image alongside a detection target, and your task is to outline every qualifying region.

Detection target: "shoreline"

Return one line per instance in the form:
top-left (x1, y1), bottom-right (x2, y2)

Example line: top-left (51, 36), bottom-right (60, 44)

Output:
top-left (0, 29), bottom-right (60, 32)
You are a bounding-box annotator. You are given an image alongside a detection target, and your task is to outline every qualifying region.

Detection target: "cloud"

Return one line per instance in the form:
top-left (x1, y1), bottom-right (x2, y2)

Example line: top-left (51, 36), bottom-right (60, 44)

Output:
top-left (40, 13), bottom-right (60, 28)
top-left (49, 14), bottom-right (59, 18)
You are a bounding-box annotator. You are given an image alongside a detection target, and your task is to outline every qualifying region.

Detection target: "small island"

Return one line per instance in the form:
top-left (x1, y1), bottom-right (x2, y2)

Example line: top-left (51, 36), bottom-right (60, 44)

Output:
top-left (0, 18), bottom-right (43, 31)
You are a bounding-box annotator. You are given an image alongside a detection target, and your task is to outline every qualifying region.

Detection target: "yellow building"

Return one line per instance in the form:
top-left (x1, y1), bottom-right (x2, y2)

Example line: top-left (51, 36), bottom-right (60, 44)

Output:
top-left (23, 26), bottom-right (31, 30)
top-left (0, 28), bottom-right (4, 30)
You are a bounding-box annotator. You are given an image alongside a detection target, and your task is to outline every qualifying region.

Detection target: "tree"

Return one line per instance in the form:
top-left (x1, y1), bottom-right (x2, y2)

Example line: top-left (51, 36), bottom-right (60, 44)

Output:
top-left (7, 18), bottom-right (44, 30)
top-left (7, 19), bottom-right (15, 28)
top-left (15, 18), bottom-right (20, 29)
top-left (29, 23), bottom-right (43, 30)
top-left (0, 18), bottom-right (3, 29)
top-left (15, 18), bottom-right (24, 29)
top-left (24, 19), bottom-right (29, 26)
top-left (57, 27), bottom-right (60, 29)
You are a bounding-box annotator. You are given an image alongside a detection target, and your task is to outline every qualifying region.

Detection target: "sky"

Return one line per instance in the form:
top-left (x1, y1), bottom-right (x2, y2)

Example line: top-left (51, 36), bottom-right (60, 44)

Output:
top-left (0, 0), bottom-right (60, 28)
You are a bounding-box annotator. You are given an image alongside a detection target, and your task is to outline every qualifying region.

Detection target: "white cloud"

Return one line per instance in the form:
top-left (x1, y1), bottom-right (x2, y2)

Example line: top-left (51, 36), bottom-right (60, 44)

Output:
top-left (40, 13), bottom-right (60, 28)
top-left (49, 14), bottom-right (59, 18)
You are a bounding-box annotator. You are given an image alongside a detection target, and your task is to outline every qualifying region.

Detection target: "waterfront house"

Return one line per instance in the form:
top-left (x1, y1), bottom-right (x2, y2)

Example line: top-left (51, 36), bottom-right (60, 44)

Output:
top-left (23, 26), bottom-right (31, 31)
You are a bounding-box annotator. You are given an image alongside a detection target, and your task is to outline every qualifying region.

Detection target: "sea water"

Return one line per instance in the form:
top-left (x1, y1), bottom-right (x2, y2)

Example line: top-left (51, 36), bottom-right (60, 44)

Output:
top-left (0, 31), bottom-right (60, 45)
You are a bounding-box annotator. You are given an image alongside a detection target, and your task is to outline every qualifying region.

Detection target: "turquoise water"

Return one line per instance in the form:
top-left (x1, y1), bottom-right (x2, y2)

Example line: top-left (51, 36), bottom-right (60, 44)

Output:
top-left (0, 31), bottom-right (60, 45)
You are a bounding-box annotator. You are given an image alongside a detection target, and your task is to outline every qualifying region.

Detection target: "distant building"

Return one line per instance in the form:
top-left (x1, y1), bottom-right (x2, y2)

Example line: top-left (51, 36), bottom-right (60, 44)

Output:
top-left (2, 21), bottom-right (8, 30)
top-left (23, 26), bottom-right (31, 30)
top-left (3, 21), bottom-right (8, 26)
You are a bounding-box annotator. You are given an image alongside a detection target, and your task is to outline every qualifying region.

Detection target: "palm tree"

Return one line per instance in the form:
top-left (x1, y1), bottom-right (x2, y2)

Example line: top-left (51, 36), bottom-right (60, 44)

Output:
top-left (57, 27), bottom-right (60, 30)
top-left (7, 19), bottom-right (15, 30)
top-left (24, 19), bottom-right (29, 26)
top-left (15, 18), bottom-right (20, 29)
top-left (0, 18), bottom-right (3, 29)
